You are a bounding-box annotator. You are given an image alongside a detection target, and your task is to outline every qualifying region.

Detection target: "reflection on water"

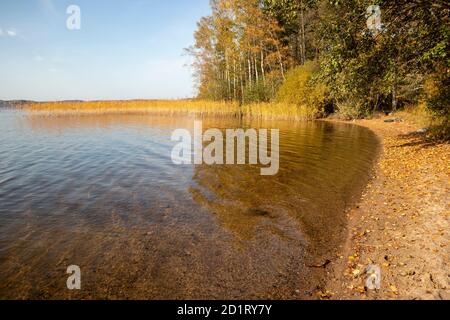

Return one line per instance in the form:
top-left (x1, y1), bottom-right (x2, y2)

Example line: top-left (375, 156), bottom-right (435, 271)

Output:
top-left (0, 108), bottom-right (378, 299)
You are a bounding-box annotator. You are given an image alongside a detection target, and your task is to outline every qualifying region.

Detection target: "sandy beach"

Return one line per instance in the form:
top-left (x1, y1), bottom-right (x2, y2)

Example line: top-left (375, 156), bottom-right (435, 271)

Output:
top-left (326, 116), bottom-right (449, 300)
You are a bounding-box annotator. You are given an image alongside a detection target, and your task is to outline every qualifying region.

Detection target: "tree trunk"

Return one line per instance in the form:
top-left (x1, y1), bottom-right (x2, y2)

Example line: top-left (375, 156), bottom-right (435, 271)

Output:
top-left (240, 59), bottom-right (244, 104)
top-left (247, 53), bottom-right (252, 88)
top-left (269, 30), bottom-right (285, 80)
top-left (392, 62), bottom-right (398, 111)
top-left (276, 46), bottom-right (285, 80)
top-left (233, 59), bottom-right (237, 101)
top-left (260, 48), bottom-right (266, 85)
top-left (254, 54), bottom-right (259, 84)
top-left (226, 52), bottom-right (231, 100)
top-left (299, 0), bottom-right (306, 64)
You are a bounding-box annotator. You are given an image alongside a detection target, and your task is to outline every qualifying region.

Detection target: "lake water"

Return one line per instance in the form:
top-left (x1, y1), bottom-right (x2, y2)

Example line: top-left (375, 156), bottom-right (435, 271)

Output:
top-left (0, 105), bottom-right (379, 299)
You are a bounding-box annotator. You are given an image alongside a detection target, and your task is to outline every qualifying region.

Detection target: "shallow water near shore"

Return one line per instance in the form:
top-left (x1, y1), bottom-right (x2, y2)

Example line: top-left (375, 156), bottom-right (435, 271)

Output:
top-left (0, 106), bottom-right (378, 299)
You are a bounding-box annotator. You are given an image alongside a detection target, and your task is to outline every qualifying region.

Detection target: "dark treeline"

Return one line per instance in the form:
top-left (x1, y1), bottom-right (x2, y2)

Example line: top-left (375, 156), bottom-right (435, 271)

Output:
top-left (187, 0), bottom-right (448, 130)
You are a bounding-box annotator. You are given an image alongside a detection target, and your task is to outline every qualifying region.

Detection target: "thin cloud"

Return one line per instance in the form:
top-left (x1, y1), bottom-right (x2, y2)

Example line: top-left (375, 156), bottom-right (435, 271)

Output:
top-left (0, 28), bottom-right (18, 37)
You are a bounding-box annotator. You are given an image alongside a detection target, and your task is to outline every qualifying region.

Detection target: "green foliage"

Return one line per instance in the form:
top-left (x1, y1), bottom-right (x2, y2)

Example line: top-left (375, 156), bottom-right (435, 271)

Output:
top-left (262, 0), bottom-right (299, 34)
top-left (380, 0), bottom-right (449, 123)
top-left (262, 0), bottom-right (320, 64)
top-left (187, 0), bottom-right (291, 104)
top-left (190, 0), bottom-right (449, 135)
top-left (277, 61), bottom-right (328, 117)
top-left (316, 0), bottom-right (391, 116)
top-left (335, 101), bottom-right (371, 120)
top-left (243, 80), bottom-right (272, 104)
top-left (315, 0), bottom-right (449, 127)
top-left (424, 69), bottom-right (450, 122)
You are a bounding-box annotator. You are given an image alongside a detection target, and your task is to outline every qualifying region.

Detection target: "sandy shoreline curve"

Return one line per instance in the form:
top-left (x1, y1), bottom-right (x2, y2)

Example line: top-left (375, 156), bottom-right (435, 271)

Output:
top-left (325, 116), bottom-right (449, 300)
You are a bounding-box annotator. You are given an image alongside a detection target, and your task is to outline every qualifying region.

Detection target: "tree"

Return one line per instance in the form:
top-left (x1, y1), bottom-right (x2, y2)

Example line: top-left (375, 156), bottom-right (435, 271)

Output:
top-left (187, 0), bottom-right (291, 103)
top-left (316, 0), bottom-right (448, 118)
top-left (262, 0), bottom-right (320, 65)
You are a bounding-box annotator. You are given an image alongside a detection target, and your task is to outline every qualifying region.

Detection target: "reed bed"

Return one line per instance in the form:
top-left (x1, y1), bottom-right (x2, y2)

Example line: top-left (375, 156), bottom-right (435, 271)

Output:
top-left (26, 100), bottom-right (320, 121)
top-left (26, 100), bottom-right (240, 117)
top-left (242, 102), bottom-right (319, 121)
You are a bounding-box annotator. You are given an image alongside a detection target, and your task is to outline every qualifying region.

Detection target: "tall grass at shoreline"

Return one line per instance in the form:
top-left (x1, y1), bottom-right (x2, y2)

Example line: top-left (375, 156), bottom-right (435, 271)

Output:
top-left (242, 102), bottom-right (319, 121)
top-left (26, 100), bottom-right (239, 117)
top-left (26, 100), bottom-right (318, 121)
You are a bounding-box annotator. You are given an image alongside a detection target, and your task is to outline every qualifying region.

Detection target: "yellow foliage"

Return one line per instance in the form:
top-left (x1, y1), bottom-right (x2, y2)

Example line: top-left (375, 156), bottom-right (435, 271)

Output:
top-left (276, 61), bottom-right (327, 118)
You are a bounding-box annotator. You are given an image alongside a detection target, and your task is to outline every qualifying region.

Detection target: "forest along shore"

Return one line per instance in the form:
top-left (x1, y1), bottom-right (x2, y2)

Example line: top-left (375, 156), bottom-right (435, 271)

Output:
top-left (326, 116), bottom-right (449, 300)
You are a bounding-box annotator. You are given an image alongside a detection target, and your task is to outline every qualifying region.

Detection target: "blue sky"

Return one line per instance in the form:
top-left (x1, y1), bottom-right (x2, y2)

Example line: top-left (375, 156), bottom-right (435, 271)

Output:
top-left (0, 0), bottom-right (211, 101)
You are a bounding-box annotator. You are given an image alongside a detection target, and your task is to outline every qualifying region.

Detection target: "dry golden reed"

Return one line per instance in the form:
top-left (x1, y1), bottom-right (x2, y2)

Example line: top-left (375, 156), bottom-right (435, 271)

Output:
top-left (26, 99), bottom-right (319, 121)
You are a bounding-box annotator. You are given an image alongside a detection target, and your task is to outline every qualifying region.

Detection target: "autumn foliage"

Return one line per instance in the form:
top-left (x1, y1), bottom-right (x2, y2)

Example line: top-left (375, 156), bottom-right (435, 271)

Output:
top-left (188, 0), bottom-right (448, 135)
top-left (186, 0), bottom-right (291, 103)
